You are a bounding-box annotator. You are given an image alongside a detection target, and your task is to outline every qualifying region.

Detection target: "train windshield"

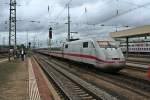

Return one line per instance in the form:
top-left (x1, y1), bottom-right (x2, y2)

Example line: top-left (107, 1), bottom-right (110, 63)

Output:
top-left (97, 41), bottom-right (118, 48)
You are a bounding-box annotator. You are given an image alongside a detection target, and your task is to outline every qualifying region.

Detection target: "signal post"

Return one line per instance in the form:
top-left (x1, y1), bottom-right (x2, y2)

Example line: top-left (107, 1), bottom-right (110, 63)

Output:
top-left (49, 27), bottom-right (52, 56)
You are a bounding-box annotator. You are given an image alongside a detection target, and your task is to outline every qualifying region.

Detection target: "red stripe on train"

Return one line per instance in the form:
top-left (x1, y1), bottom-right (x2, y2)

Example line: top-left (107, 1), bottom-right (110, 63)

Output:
top-left (49, 51), bottom-right (125, 64)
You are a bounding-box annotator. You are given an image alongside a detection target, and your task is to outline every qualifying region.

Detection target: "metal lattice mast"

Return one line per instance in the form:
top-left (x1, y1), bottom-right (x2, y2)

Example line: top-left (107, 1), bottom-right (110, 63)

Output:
top-left (9, 0), bottom-right (16, 61)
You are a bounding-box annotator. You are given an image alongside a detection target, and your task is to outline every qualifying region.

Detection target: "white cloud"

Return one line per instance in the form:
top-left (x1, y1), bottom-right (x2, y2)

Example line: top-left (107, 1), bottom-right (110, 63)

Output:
top-left (0, 0), bottom-right (150, 46)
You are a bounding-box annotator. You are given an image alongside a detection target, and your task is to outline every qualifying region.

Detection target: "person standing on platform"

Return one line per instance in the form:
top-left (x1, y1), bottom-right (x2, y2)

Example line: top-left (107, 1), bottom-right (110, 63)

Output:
top-left (21, 48), bottom-right (25, 61)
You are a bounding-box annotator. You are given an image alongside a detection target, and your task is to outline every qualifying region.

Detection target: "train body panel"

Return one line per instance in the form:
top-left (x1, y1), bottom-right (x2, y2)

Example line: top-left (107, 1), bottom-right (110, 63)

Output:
top-left (38, 38), bottom-right (125, 71)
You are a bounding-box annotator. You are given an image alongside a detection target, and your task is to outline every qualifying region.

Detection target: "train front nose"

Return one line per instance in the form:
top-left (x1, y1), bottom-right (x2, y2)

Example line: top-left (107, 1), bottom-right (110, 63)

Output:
top-left (103, 48), bottom-right (125, 69)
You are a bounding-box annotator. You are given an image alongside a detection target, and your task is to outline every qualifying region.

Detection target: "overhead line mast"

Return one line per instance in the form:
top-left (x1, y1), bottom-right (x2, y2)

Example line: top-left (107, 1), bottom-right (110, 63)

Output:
top-left (9, 0), bottom-right (16, 61)
top-left (67, 3), bottom-right (71, 42)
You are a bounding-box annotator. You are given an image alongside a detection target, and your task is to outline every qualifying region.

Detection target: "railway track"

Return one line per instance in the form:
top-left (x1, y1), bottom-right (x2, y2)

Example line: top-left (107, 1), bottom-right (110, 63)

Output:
top-left (125, 60), bottom-right (150, 73)
top-left (127, 60), bottom-right (149, 65)
top-left (38, 54), bottom-right (150, 100)
top-left (127, 57), bottom-right (150, 64)
top-left (34, 55), bottom-right (117, 100)
top-left (125, 65), bottom-right (147, 72)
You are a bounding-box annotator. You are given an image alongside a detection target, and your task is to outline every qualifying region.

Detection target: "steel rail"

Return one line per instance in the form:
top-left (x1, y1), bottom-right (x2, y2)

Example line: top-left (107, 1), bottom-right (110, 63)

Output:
top-left (48, 56), bottom-right (150, 99)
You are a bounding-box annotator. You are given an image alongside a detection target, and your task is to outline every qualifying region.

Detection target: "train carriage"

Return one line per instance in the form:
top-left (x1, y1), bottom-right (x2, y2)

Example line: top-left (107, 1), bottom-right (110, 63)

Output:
top-left (39, 38), bottom-right (126, 72)
top-left (120, 40), bottom-right (150, 54)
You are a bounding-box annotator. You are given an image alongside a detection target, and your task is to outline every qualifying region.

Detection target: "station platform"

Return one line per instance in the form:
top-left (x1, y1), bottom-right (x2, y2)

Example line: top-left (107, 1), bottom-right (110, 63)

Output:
top-left (0, 58), bottom-right (28, 99)
top-left (0, 57), bottom-right (56, 100)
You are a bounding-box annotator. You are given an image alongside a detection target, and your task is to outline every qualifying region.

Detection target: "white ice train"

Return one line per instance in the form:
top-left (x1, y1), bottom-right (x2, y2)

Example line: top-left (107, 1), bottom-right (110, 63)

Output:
top-left (40, 38), bottom-right (126, 71)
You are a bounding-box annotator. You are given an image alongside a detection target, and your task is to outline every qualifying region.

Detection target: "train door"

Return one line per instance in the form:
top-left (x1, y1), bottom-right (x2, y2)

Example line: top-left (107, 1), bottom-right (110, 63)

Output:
top-left (64, 43), bottom-right (69, 59)
top-left (80, 42), bottom-right (83, 62)
top-left (82, 42), bottom-right (96, 65)
top-left (62, 43), bottom-right (65, 58)
top-left (89, 42), bottom-right (96, 65)
top-left (81, 42), bottom-right (88, 63)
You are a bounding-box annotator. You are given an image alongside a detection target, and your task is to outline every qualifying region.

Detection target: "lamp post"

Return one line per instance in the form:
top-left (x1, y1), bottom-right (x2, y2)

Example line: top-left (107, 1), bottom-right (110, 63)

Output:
top-left (25, 20), bottom-right (40, 49)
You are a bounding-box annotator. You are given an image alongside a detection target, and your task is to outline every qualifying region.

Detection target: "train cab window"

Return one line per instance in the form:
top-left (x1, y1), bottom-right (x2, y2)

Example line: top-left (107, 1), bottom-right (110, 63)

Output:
top-left (83, 42), bottom-right (88, 48)
top-left (65, 44), bottom-right (68, 48)
top-left (91, 43), bottom-right (95, 48)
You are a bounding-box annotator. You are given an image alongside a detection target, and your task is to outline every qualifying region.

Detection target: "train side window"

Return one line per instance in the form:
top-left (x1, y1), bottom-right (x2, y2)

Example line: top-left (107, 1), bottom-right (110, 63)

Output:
top-left (83, 42), bottom-right (88, 48)
top-left (65, 44), bottom-right (68, 48)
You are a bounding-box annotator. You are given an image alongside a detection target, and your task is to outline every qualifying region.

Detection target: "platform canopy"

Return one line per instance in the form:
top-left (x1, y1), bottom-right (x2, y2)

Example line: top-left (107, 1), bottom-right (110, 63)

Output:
top-left (110, 25), bottom-right (150, 38)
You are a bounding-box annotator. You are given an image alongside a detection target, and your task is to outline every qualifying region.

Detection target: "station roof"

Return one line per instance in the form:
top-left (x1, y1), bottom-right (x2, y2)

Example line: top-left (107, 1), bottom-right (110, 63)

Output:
top-left (110, 25), bottom-right (150, 38)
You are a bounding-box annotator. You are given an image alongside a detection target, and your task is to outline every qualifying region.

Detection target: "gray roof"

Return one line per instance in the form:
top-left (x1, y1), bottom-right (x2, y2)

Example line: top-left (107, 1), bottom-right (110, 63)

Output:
top-left (110, 25), bottom-right (150, 38)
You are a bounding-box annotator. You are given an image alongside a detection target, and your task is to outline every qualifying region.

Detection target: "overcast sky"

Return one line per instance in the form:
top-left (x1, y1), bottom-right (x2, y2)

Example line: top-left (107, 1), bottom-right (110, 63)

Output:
top-left (0, 0), bottom-right (150, 47)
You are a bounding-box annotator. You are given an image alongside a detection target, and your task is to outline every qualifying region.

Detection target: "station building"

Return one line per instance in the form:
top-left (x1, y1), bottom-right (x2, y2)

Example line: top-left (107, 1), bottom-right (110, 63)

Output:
top-left (109, 25), bottom-right (150, 58)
